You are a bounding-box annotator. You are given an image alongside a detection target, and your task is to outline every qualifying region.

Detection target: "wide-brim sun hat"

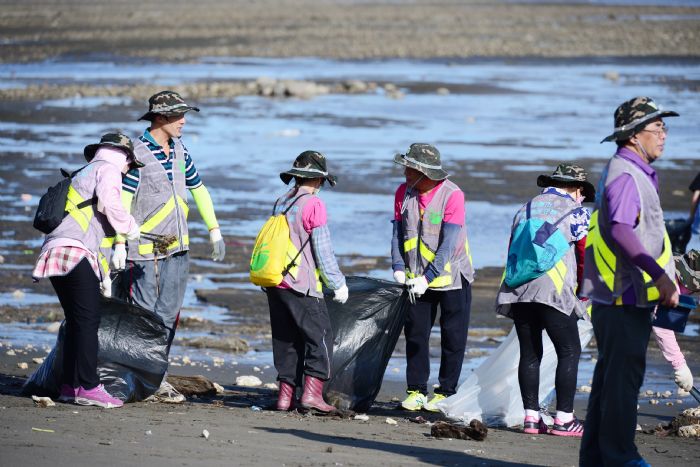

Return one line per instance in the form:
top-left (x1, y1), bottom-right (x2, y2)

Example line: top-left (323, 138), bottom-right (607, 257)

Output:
top-left (138, 90), bottom-right (200, 121)
top-left (393, 143), bottom-right (449, 181)
top-left (280, 150), bottom-right (337, 187)
top-left (601, 96), bottom-right (679, 143)
top-left (84, 132), bottom-right (144, 168)
top-left (537, 163), bottom-right (595, 203)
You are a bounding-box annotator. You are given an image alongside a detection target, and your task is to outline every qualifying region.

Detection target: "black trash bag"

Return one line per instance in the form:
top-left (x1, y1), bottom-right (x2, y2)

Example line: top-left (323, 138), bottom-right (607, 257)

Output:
top-left (22, 296), bottom-right (169, 402)
top-left (323, 276), bottom-right (408, 412)
top-left (665, 218), bottom-right (692, 255)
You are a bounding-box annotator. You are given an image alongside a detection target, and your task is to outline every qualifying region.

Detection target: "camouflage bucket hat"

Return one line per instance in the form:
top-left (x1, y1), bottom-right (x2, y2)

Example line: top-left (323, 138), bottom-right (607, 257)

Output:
top-left (393, 143), bottom-right (448, 181)
top-left (601, 96), bottom-right (679, 143)
top-left (675, 249), bottom-right (700, 294)
top-left (83, 132), bottom-right (144, 167)
top-left (536, 163), bottom-right (595, 202)
top-left (280, 150), bottom-right (337, 187)
top-left (138, 90), bottom-right (200, 121)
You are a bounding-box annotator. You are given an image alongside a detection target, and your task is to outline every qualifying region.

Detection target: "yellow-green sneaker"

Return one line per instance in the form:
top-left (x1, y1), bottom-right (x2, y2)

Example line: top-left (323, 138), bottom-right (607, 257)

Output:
top-left (401, 390), bottom-right (428, 411)
top-left (423, 393), bottom-right (446, 412)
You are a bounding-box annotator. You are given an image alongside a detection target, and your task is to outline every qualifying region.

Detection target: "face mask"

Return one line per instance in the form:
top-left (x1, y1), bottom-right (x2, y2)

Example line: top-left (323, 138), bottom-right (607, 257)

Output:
top-left (575, 194), bottom-right (585, 204)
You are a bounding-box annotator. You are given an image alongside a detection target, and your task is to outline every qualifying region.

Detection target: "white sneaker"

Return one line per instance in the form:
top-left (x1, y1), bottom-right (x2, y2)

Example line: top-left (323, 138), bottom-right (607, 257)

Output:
top-left (151, 380), bottom-right (185, 403)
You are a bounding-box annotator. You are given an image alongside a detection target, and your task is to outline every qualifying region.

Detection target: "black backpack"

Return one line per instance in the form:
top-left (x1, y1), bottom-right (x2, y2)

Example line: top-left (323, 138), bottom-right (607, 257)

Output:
top-left (33, 165), bottom-right (96, 234)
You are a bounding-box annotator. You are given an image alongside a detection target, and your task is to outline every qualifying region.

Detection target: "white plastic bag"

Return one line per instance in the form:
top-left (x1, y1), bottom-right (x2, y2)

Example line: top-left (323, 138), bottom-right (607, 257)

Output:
top-left (438, 319), bottom-right (594, 427)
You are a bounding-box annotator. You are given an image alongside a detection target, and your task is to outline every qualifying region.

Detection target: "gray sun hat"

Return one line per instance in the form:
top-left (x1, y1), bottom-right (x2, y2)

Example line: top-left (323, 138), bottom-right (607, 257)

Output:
top-left (280, 151), bottom-right (337, 187)
top-left (83, 132), bottom-right (144, 168)
top-left (601, 96), bottom-right (679, 143)
top-left (537, 163), bottom-right (595, 203)
top-left (138, 90), bottom-right (200, 121)
top-left (393, 143), bottom-right (449, 181)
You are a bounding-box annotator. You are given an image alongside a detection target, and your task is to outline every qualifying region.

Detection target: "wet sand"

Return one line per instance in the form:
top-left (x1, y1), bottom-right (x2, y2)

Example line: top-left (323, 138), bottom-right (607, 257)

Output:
top-left (1, 0), bottom-right (699, 63)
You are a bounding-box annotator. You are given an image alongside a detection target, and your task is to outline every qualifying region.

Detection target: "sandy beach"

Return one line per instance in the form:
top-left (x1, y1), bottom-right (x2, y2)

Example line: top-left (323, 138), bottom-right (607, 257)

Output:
top-left (1, 1), bottom-right (700, 466)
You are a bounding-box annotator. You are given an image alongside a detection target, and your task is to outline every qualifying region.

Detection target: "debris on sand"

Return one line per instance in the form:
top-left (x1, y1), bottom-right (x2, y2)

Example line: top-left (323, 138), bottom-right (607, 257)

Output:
top-left (235, 375), bottom-right (262, 387)
top-left (167, 375), bottom-right (217, 397)
top-left (431, 420), bottom-right (488, 441)
top-left (202, 429), bottom-right (210, 440)
top-left (655, 407), bottom-right (700, 438)
top-left (32, 396), bottom-right (55, 407)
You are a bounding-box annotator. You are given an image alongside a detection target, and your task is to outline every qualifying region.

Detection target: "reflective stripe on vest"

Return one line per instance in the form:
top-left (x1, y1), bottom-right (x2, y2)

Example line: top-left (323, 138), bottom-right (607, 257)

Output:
top-left (587, 211), bottom-right (672, 301)
top-left (400, 179), bottom-right (473, 290)
top-left (129, 139), bottom-right (189, 260)
top-left (495, 192), bottom-right (584, 318)
top-left (65, 185), bottom-right (94, 232)
top-left (581, 154), bottom-right (676, 306)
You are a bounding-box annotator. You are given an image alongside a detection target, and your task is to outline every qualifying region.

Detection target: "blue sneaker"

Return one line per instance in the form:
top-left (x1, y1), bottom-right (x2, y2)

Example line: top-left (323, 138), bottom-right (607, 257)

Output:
top-left (623, 459), bottom-right (651, 467)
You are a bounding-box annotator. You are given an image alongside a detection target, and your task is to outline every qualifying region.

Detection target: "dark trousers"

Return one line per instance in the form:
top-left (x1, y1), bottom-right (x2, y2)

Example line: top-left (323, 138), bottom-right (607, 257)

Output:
top-left (266, 287), bottom-right (333, 386)
top-left (580, 304), bottom-right (651, 467)
top-left (512, 302), bottom-right (581, 413)
top-left (49, 258), bottom-right (101, 390)
top-left (405, 277), bottom-right (471, 396)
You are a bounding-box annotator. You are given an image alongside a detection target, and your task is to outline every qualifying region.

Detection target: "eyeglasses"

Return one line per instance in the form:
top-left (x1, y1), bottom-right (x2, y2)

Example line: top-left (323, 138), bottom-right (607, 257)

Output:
top-left (640, 125), bottom-right (669, 137)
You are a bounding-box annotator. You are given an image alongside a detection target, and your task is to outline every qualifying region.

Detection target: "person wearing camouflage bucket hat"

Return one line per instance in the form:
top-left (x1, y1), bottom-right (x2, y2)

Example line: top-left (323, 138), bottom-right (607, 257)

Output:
top-left (601, 96), bottom-right (678, 145)
top-left (109, 90), bottom-right (225, 404)
top-left (580, 98), bottom-right (681, 467)
top-left (390, 143), bottom-right (474, 412)
top-left (496, 162), bottom-right (592, 437)
top-left (83, 132), bottom-right (144, 170)
top-left (265, 150), bottom-right (347, 413)
top-left (536, 163), bottom-right (595, 203)
top-left (393, 143), bottom-right (449, 181)
top-left (138, 90), bottom-right (200, 122)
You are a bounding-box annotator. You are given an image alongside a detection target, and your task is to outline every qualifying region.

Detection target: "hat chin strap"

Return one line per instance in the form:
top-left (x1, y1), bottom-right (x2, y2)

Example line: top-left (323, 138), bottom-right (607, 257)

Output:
top-left (400, 174), bottom-right (425, 215)
top-left (633, 139), bottom-right (655, 164)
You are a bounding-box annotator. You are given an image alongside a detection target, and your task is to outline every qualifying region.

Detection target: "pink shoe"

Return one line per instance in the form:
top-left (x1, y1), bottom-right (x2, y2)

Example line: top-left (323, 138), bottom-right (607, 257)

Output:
top-left (58, 384), bottom-right (77, 403)
top-left (523, 415), bottom-right (549, 434)
top-left (75, 384), bottom-right (123, 408)
top-left (550, 417), bottom-right (584, 437)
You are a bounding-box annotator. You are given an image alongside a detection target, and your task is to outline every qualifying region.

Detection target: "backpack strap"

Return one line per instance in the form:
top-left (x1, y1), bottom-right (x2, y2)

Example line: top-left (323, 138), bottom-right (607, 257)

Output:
top-left (277, 193), bottom-right (312, 277)
top-left (61, 163), bottom-right (98, 210)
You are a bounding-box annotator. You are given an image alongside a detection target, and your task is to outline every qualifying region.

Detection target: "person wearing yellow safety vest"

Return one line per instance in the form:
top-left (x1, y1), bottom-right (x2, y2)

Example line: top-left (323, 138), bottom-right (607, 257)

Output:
top-left (496, 164), bottom-right (594, 438)
top-left (32, 133), bottom-right (142, 408)
top-left (111, 91), bottom-right (226, 404)
top-left (579, 97), bottom-right (680, 467)
top-left (266, 151), bottom-right (348, 413)
top-left (391, 143), bottom-right (474, 413)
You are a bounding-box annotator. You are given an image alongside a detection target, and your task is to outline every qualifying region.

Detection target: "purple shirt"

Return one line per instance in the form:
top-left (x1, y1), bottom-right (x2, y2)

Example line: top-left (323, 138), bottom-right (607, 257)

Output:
top-left (605, 147), bottom-right (658, 226)
top-left (604, 147), bottom-right (664, 304)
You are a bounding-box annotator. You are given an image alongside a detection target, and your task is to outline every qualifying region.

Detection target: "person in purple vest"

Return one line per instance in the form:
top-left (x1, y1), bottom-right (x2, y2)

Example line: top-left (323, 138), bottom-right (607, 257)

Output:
top-left (32, 133), bottom-right (142, 408)
top-left (267, 151), bottom-right (348, 412)
top-left (580, 97), bottom-right (680, 467)
top-left (391, 143), bottom-right (474, 412)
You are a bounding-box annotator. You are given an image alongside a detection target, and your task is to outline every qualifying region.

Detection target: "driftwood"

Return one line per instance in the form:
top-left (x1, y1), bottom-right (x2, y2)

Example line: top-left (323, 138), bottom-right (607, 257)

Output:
top-left (166, 375), bottom-right (217, 397)
top-left (431, 420), bottom-right (488, 441)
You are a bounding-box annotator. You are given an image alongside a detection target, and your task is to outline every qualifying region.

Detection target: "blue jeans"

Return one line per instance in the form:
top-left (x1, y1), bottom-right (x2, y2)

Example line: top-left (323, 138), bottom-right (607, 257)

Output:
top-left (115, 251), bottom-right (189, 345)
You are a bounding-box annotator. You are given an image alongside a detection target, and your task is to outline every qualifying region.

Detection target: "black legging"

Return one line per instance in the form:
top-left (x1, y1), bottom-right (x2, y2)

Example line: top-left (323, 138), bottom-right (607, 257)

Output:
top-left (50, 258), bottom-right (101, 390)
top-left (512, 302), bottom-right (581, 413)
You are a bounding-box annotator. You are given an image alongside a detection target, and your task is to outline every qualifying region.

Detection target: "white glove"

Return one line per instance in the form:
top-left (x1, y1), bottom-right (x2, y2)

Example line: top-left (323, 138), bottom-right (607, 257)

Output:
top-left (100, 274), bottom-right (112, 298)
top-left (333, 284), bottom-right (349, 304)
top-left (210, 228), bottom-right (225, 262)
top-left (674, 363), bottom-right (694, 391)
top-left (406, 276), bottom-right (429, 297)
top-left (393, 270), bottom-right (406, 284)
top-left (125, 225), bottom-right (140, 242)
top-left (112, 243), bottom-right (127, 270)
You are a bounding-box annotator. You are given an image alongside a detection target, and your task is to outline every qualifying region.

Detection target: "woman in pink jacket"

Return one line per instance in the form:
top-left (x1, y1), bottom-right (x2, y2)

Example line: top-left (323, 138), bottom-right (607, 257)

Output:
top-left (32, 133), bottom-right (141, 408)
